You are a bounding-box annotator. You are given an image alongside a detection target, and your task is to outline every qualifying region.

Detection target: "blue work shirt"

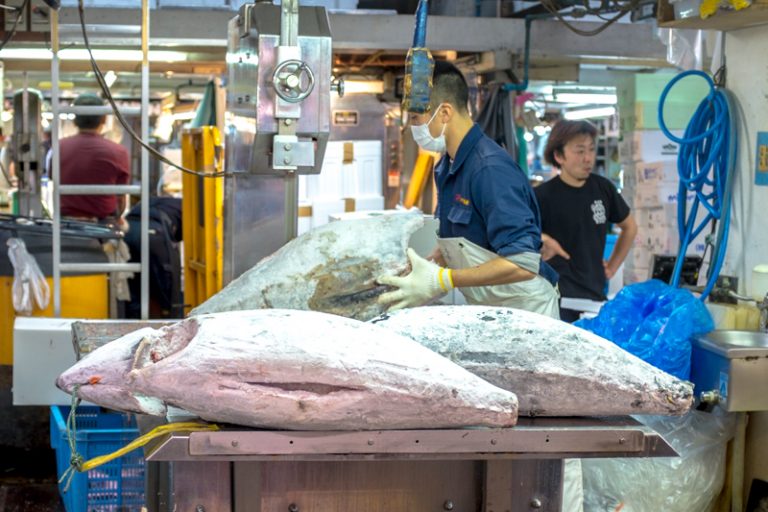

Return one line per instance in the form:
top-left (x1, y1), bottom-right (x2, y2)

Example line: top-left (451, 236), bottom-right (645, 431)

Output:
top-left (434, 124), bottom-right (558, 285)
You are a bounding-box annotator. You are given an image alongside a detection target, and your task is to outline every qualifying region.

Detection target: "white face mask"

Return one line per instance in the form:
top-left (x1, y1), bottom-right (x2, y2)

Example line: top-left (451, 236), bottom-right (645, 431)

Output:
top-left (410, 105), bottom-right (447, 153)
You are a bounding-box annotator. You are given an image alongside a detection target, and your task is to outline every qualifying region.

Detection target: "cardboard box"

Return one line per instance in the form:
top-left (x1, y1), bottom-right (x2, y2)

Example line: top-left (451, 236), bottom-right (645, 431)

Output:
top-left (636, 204), bottom-right (679, 229)
top-left (634, 181), bottom-right (689, 208)
top-left (636, 224), bottom-right (708, 255)
top-left (626, 246), bottom-right (656, 269)
top-left (634, 132), bottom-right (683, 163)
top-left (624, 265), bottom-right (650, 284)
top-left (635, 161), bottom-right (679, 183)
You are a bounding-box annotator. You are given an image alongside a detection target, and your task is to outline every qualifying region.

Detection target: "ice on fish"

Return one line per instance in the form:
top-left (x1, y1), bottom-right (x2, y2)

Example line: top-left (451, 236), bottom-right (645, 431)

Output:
top-left (190, 213), bottom-right (424, 321)
top-left (370, 305), bottom-right (693, 417)
top-left (58, 309), bottom-right (519, 430)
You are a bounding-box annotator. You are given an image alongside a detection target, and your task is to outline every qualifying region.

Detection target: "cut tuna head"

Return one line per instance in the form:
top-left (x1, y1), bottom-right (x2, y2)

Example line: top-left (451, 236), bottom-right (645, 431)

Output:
top-left (56, 328), bottom-right (167, 416)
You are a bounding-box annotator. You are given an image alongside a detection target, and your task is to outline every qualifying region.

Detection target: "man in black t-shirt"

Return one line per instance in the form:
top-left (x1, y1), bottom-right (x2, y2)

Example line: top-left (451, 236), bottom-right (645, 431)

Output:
top-left (534, 120), bottom-right (637, 322)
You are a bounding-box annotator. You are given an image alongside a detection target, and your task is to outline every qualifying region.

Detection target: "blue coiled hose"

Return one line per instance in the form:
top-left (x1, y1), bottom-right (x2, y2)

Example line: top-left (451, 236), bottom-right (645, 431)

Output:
top-left (657, 70), bottom-right (738, 301)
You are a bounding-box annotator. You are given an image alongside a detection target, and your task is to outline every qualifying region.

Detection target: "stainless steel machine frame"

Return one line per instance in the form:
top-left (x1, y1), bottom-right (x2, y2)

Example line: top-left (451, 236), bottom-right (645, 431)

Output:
top-left (145, 418), bottom-right (675, 512)
top-left (12, 87), bottom-right (45, 217)
top-left (223, 1), bottom-right (333, 282)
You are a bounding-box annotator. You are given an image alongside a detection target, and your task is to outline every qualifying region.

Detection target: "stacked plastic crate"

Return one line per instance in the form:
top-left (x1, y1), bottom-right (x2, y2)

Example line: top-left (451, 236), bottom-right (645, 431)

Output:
top-left (617, 72), bottom-right (710, 284)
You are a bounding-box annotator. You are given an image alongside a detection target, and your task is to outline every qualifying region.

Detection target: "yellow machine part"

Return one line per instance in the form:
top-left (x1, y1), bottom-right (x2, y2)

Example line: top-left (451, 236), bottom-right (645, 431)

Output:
top-left (0, 274), bottom-right (108, 365)
top-left (403, 151), bottom-right (435, 210)
top-left (181, 127), bottom-right (224, 315)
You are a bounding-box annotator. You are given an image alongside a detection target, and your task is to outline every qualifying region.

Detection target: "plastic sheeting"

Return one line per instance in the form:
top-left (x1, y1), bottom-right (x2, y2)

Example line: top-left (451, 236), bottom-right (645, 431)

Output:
top-left (7, 237), bottom-right (50, 315)
top-left (575, 280), bottom-right (714, 380)
top-left (583, 410), bottom-right (736, 512)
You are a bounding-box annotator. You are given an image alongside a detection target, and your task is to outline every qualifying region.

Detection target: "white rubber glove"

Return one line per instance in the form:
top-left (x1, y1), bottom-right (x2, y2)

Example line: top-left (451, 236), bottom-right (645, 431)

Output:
top-left (377, 248), bottom-right (454, 311)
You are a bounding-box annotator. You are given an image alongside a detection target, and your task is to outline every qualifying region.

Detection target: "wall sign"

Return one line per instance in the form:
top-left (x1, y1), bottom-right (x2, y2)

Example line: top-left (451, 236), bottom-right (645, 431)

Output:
top-left (756, 131), bottom-right (768, 186)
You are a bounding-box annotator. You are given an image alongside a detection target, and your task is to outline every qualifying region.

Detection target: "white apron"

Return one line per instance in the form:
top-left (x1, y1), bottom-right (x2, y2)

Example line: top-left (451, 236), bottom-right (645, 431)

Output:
top-left (437, 237), bottom-right (582, 512)
top-left (437, 237), bottom-right (560, 319)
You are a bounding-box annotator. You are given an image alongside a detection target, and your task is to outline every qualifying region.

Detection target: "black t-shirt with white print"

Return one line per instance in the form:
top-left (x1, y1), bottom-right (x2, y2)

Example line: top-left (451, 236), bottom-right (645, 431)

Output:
top-left (534, 174), bottom-right (630, 301)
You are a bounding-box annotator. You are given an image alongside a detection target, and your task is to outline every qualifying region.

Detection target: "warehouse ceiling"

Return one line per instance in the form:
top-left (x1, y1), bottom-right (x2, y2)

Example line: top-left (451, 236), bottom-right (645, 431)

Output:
top-left (0, 2), bottom-right (672, 100)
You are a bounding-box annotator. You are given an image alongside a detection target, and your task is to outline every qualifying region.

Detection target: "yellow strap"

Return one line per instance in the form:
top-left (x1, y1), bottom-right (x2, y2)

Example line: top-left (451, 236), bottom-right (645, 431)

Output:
top-left (438, 267), bottom-right (454, 292)
top-left (79, 422), bottom-right (220, 472)
top-left (438, 268), bottom-right (447, 292)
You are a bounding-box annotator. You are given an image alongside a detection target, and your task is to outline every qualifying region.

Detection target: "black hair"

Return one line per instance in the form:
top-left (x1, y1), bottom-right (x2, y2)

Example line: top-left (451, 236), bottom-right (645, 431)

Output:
top-left (73, 93), bottom-right (106, 130)
top-left (430, 60), bottom-right (469, 114)
top-left (543, 120), bottom-right (598, 166)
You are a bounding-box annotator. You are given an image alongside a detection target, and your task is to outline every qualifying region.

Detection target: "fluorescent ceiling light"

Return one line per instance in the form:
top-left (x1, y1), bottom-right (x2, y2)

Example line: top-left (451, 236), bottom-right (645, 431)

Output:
top-left (104, 70), bottom-right (118, 88)
top-left (564, 106), bottom-right (616, 120)
top-left (343, 80), bottom-right (385, 94)
top-left (555, 93), bottom-right (617, 105)
top-left (0, 48), bottom-right (187, 62)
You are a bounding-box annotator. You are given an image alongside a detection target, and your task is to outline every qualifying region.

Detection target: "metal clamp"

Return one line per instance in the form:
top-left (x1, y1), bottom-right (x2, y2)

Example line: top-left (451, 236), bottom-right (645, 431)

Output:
top-left (273, 59), bottom-right (315, 103)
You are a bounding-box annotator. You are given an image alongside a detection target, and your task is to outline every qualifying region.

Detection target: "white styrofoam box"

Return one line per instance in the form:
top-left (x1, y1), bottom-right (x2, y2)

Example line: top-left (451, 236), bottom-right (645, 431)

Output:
top-left (298, 201), bottom-right (313, 236)
top-left (635, 161), bottom-right (679, 184)
top-left (302, 140), bottom-right (383, 201)
top-left (311, 198), bottom-right (347, 228)
top-left (341, 141), bottom-right (383, 198)
top-left (304, 144), bottom-right (345, 199)
top-left (345, 195), bottom-right (386, 212)
top-left (634, 130), bottom-right (683, 162)
top-left (13, 318), bottom-right (85, 405)
top-left (298, 217), bottom-right (313, 236)
top-left (624, 265), bottom-right (650, 284)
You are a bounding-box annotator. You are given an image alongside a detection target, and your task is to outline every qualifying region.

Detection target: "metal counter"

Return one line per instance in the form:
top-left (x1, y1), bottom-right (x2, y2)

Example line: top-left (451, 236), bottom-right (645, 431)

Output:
top-left (144, 417), bottom-right (676, 512)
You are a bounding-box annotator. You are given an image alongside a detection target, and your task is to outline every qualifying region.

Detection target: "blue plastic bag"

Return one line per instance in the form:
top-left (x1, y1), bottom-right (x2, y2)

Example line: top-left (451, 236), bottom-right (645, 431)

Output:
top-left (575, 280), bottom-right (714, 380)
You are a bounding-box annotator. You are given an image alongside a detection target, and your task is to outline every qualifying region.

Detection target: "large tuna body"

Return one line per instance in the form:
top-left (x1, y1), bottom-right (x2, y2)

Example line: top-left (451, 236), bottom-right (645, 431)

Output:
top-left (190, 213), bottom-right (424, 321)
top-left (370, 306), bottom-right (693, 417)
top-left (57, 309), bottom-right (518, 430)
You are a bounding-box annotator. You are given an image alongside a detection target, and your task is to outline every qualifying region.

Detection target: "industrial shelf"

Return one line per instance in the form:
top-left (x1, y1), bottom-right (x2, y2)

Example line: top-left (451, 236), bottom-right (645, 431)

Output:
top-left (658, 0), bottom-right (768, 31)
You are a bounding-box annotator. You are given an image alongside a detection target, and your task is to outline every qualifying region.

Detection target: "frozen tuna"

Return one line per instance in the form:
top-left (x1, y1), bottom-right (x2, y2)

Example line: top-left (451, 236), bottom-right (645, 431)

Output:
top-left (58, 309), bottom-right (518, 430)
top-left (60, 327), bottom-right (168, 416)
top-left (190, 212), bottom-right (424, 321)
top-left (370, 306), bottom-right (693, 417)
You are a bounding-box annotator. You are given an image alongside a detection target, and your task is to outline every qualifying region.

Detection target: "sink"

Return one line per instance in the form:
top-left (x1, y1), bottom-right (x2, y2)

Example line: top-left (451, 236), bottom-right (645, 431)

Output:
top-left (691, 330), bottom-right (768, 411)
top-left (695, 330), bottom-right (768, 357)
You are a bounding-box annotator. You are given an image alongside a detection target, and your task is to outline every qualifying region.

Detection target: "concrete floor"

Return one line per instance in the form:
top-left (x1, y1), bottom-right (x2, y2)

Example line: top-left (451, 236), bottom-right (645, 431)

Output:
top-left (0, 365), bottom-right (65, 511)
top-left (0, 447), bottom-right (65, 512)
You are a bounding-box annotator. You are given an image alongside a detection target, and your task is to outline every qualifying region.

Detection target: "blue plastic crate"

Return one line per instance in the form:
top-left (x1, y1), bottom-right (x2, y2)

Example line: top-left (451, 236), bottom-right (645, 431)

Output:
top-left (50, 405), bottom-right (145, 512)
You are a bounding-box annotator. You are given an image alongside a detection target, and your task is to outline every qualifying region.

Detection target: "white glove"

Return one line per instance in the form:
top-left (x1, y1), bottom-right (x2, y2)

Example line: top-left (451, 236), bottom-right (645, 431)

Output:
top-left (377, 248), bottom-right (454, 311)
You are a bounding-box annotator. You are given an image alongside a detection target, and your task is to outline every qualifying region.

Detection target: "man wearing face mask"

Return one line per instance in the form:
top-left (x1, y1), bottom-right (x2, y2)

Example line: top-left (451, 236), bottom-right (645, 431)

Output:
top-left (378, 61), bottom-right (560, 318)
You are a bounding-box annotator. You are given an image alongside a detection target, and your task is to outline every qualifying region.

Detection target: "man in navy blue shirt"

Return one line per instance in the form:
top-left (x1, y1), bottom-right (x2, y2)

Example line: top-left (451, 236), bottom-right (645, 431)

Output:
top-left (378, 61), bottom-right (559, 318)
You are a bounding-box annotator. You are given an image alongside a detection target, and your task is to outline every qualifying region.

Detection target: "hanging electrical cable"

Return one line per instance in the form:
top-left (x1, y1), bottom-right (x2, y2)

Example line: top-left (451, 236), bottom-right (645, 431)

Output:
top-left (538, 0), bottom-right (641, 37)
top-left (658, 70), bottom-right (739, 302)
top-left (0, 0), bottom-right (30, 51)
top-left (76, 0), bottom-right (230, 178)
